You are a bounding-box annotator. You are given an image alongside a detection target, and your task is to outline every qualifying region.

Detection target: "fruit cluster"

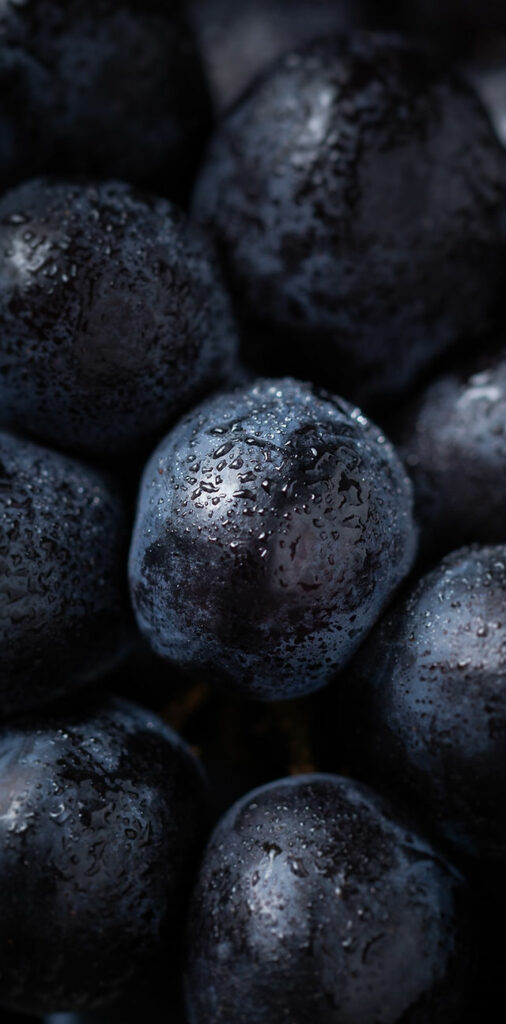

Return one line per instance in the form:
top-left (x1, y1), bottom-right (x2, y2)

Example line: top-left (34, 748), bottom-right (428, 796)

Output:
top-left (0, 2), bottom-right (505, 1022)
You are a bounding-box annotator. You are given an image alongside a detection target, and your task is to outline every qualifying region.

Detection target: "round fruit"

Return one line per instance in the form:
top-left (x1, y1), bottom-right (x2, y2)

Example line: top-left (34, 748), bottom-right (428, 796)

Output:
top-left (129, 378), bottom-right (416, 700)
top-left (0, 179), bottom-right (237, 457)
top-left (185, 774), bottom-right (468, 1024)
top-left (0, 0), bottom-right (211, 198)
top-left (341, 545), bottom-right (506, 861)
top-left (398, 344), bottom-right (506, 555)
top-left (193, 33), bottom-right (506, 407)
top-left (0, 430), bottom-right (130, 717)
top-left (0, 696), bottom-right (208, 1015)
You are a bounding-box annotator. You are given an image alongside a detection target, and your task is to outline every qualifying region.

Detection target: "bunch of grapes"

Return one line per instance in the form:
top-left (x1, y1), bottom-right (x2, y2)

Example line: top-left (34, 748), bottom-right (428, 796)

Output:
top-left (1, 2), bottom-right (505, 1022)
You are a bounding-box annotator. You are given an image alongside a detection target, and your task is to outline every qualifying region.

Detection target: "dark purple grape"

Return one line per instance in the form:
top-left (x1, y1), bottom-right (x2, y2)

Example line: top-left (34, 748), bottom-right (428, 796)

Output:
top-left (193, 33), bottom-right (506, 408)
top-left (185, 774), bottom-right (469, 1024)
top-left (0, 430), bottom-right (131, 718)
top-left (129, 378), bottom-right (416, 700)
top-left (0, 0), bottom-right (211, 200)
top-left (0, 695), bottom-right (208, 1015)
top-left (398, 344), bottom-right (506, 556)
top-left (0, 179), bottom-right (238, 457)
top-left (340, 545), bottom-right (506, 862)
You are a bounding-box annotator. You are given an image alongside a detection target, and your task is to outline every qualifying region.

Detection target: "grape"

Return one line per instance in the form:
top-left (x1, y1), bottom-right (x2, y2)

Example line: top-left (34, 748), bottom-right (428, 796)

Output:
top-left (341, 545), bottom-right (506, 861)
top-left (0, 179), bottom-right (238, 457)
top-left (0, 430), bottom-right (130, 718)
top-left (398, 344), bottom-right (506, 556)
top-left (0, 0), bottom-right (211, 199)
top-left (0, 695), bottom-right (208, 1015)
top-left (193, 33), bottom-right (506, 407)
top-left (129, 378), bottom-right (416, 699)
top-left (185, 774), bottom-right (469, 1024)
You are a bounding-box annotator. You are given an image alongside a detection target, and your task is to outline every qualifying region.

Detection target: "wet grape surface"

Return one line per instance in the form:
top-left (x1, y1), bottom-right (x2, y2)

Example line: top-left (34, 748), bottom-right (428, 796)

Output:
top-left (0, 0), bottom-right (211, 199)
top-left (341, 545), bottom-right (506, 861)
top-left (0, 3), bottom-right (505, 1021)
top-left (398, 345), bottom-right (506, 556)
top-left (0, 178), bottom-right (238, 457)
top-left (129, 378), bottom-right (416, 699)
top-left (0, 430), bottom-right (131, 718)
top-left (193, 33), bottom-right (506, 407)
top-left (185, 775), bottom-right (469, 1024)
top-left (0, 695), bottom-right (209, 1015)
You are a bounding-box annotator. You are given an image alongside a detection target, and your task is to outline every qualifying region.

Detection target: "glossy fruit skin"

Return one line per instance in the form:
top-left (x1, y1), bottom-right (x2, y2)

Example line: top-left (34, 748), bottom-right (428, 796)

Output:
top-left (185, 774), bottom-right (468, 1024)
top-left (0, 695), bottom-right (208, 1015)
top-left (0, 430), bottom-right (131, 718)
top-left (193, 33), bottom-right (506, 408)
top-left (398, 346), bottom-right (506, 556)
top-left (0, 0), bottom-right (212, 200)
top-left (340, 546), bottom-right (506, 862)
top-left (0, 179), bottom-right (238, 458)
top-left (129, 378), bottom-right (416, 700)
